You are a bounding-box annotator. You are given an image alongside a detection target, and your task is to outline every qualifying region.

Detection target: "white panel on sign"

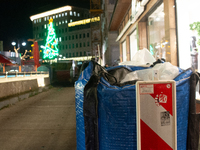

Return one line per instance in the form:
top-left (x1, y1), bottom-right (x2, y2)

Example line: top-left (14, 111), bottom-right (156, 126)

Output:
top-left (136, 80), bottom-right (177, 150)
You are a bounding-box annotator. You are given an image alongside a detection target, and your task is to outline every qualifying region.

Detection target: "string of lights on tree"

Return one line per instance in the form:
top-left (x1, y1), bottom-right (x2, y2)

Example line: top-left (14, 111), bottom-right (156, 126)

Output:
top-left (43, 18), bottom-right (59, 59)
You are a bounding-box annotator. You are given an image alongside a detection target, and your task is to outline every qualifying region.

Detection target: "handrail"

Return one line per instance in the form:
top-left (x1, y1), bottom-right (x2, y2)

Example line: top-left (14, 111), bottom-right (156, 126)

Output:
top-left (0, 71), bottom-right (49, 78)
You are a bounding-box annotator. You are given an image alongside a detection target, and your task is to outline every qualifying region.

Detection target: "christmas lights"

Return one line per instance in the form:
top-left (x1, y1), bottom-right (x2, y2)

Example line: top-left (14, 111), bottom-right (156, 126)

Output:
top-left (43, 18), bottom-right (59, 59)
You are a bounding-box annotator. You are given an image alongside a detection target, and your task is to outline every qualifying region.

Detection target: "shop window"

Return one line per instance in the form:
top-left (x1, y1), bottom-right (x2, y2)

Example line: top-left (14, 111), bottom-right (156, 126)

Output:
top-left (130, 30), bottom-right (137, 60)
top-left (122, 41), bottom-right (127, 61)
top-left (147, 3), bottom-right (165, 60)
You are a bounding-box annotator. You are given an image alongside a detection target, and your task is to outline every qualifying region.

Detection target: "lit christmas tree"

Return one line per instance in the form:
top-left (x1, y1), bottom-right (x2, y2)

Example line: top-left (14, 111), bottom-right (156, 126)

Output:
top-left (43, 18), bottom-right (59, 59)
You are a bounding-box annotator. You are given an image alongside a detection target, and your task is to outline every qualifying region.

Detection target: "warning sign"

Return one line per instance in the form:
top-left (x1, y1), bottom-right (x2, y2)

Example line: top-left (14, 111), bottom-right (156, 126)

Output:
top-left (136, 81), bottom-right (177, 150)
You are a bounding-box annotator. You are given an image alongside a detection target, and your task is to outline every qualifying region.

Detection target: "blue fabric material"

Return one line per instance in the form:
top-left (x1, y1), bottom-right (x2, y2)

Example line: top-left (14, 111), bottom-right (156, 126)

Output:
top-left (75, 62), bottom-right (93, 150)
top-left (97, 67), bottom-right (192, 150)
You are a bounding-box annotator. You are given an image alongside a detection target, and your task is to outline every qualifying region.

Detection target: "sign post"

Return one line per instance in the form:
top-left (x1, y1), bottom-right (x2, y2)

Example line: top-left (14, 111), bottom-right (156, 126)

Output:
top-left (136, 81), bottom-right (177, 150)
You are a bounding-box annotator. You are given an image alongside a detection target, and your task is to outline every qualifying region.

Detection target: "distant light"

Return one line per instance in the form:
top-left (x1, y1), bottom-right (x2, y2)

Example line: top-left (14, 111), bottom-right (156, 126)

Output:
top-left (22, 42), bottom-right (26, 46)
top-left (30, 6), bottom-right (72, 21)
top-left (11, 42), bottom-right (16, 46)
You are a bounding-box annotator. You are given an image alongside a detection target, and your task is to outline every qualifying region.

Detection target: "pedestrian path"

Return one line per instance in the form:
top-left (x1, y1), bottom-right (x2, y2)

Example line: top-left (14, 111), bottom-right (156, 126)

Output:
top-left (0, 86), bottom-right (76, 150)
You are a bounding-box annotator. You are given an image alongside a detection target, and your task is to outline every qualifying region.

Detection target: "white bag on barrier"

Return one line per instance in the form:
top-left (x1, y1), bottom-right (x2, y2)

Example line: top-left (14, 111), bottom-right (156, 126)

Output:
top-left (121, 62), bottom-right (179, 83)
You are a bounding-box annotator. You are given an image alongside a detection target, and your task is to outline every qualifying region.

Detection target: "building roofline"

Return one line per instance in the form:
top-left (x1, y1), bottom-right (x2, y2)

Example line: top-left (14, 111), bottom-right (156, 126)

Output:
top-left (30, 5), bottom-right (89, 21)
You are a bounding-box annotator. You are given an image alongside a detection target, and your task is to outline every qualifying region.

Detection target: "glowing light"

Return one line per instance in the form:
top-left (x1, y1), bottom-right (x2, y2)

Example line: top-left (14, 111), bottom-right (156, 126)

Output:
top-left (22, 42), bottom-right (26, 46)
top-left (42, 18), bottom-right (59, 60)
top-left (68, 17), bottom-right (100, 27)
top-left (11, 42), bottom-right (16, 46)
top-left (30, 6), bottom-right (72, 21)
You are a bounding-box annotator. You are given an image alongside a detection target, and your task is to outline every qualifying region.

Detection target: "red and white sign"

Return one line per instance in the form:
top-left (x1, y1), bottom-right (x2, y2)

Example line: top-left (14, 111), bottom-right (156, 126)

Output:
top-left (136, 81), bottom-right (177, 150)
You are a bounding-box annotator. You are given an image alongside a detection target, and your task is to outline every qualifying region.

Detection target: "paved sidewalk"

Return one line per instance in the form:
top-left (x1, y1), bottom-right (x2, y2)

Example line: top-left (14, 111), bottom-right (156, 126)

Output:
top-left (0, 86), bottom-right (76, 150)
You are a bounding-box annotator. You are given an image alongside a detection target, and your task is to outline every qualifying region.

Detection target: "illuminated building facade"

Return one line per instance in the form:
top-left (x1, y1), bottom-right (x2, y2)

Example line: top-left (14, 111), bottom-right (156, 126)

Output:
top-left (30, 5), bottom-right (92, 61)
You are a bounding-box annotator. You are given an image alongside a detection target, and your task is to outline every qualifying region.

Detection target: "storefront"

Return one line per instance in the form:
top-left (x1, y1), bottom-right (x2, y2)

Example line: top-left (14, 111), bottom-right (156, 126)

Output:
top-left (176, 0), bottom-right (200, 70)
top-left (109, 0), bottom-right (177, 66)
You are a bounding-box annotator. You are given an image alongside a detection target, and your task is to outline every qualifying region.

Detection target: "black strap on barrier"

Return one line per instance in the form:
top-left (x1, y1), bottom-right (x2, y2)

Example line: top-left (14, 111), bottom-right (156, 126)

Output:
top-left (187, 72), bottom-right (200, 150)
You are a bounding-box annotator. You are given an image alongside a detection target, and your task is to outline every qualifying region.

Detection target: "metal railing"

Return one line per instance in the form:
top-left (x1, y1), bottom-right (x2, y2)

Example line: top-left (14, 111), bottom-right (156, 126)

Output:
top-left (0, 71), bottom-right (49, 79)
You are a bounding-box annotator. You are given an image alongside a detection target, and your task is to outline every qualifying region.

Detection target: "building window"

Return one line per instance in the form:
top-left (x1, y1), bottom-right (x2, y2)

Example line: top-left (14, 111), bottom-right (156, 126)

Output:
top-left (80, 52), bottom-right (82, 56)
top-left (76, 34), bottom-right (78, 39)
top-left (66, 53), bottom-right (68, 57)
top-left (62, 20), bottom-right (65, 24)
top-left (77, 13), bottom-right (80, 17)
top-left (34, 20), bottom-right (36, 24)
top-left (147, 3), bottom-right (165, 60)
top-left (62, 13), bottom-right (64, 17)
top-left (66, 45), bottom-right (68, 49)
top-left (87, 41), bottom-right (90, 46)
top-left (73, 53), bottom-right (75, 57)
top-left (84, 51), bottom-right (86, 56)
top-left (74, 12), bottom-right (76, 16)
top-left (44, 17), bottom-right (46, 21)
top-left (79, 34), bottom-right (82, 38)
top-left (72, 44), bottom-right (74, 48)
top-left (59, 14), bottom-right (61, 17)
top-left (76, 52), bottom-right (78, 57)
top-left (83, 33), bottom-right (85, 38)
top-left (76, 43), bottom-right (78, 48)
top-left (109, 0), bottom-right (116, 5)
top-left (47, 16), bottom-right (49, 20)
top-left (39, 18), bottom-right (41, 22)
top-left (83, 42), bottom-right (86, 47)
top-left (65, 12), bottom-right (67, 16)
top-left (62, 29), bottom-right (64, 33)
top-left (122, 41), bottom-right (127, 61)
top-left (70, 19), bottom-right (73, 22)
top-left (56, 15), bottom-right (58, 18)
top-left (65, 28), bottom-right (67, 32)
top-left (56, 22), bottom-right (58, 26)
top-left (44, 24), bottom-right (46, 29)
top-left (87, 33), bottom-right (89, 37)
top-left (59, 29), bottom-right (61, 33)
top-left (70, 11), bottom-right (73, 16)
top-left (59, 37), bottom-right (62, 42)
top-left (59, 21), bottom-right (61, 25)
top-left (69, 44), bottom-right (71, 49)
top-left (65, 20), bottom-right (68, 24)
top-left (80, 43), bottom-right (82, 47)
top-left (69, 36), bottom-right (71, 40)
top-left (62, 37), bottom-right (64, 41)
top-left (65, 36), bottom-right (68, 40)
top-left (53, 15), bottom-right (55, 19)
top-left (69, 53), bottom-right (71, 57)
top-left (72, 35), bottom-right (74, 40)
top-left (63, 45), bottom-right (64, 49)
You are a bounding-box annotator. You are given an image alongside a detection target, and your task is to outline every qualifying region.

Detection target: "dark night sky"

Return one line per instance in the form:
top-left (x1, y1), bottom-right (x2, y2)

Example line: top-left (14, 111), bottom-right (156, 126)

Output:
top-left (0, 0), bottom-right (90, 51)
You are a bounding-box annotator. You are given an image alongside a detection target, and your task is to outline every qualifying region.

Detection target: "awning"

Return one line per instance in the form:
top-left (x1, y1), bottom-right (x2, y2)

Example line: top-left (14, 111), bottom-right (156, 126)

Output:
top-left (0, 54), bottom-right (17, 64)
